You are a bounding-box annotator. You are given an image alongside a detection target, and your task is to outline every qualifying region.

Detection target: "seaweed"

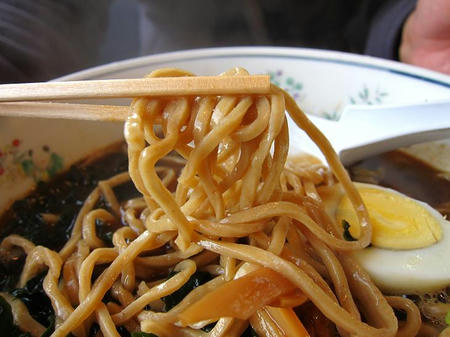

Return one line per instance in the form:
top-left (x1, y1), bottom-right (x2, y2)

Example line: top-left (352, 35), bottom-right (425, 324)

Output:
top-left (161, 271), bottom-right (212, 311)
top-left (0, 296), bottom-right (31, 337)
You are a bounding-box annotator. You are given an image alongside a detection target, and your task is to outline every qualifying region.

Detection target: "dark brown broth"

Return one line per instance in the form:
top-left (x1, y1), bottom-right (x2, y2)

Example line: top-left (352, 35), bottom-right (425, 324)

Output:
top-left (348, 150), bottom-right (450, 218)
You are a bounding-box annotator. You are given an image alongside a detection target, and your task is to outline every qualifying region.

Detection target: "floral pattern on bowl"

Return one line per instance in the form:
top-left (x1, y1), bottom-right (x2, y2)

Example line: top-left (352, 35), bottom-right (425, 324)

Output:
top-left (0, 138), bottom-right (63, 185)
top-left (268, 69), bottom-right (304, 102)
top-left (349, 84), bottom-right (388, 106)
top-left (270, 69), bottom-right (391, 120)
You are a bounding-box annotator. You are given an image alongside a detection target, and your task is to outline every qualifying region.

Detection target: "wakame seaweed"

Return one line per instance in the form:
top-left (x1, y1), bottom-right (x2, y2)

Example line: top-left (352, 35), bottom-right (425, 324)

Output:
top-left (161, 271), bottom-right (212, 311)
top-left (117, 325), bottom-right (131, 337)
top-left (0, 147), bottom-right (132, 293)
top-left (10, 272), bottom-right (54, 328)
top-left (0, 149), bottom-right (130, 253)
top-left (342, 220), bottom-right (357, 242)
top-left (0, 150), bottom-right (131, 331)
top-left (201, 322), bottom-right (216, 332)
top-left (0, 252), bottom-right (25, 291)
top-left (0, 296), bottom-right (31, 337)
top-left (40, 315), bottom-right (55, 337)
top-left (95, 218), bottom-right (115, 247)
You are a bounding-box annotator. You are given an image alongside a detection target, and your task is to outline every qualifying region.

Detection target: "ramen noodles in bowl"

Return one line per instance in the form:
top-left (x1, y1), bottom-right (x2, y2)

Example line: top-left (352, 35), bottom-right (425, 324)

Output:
top-left (0, 68), bottom-right (449, 337)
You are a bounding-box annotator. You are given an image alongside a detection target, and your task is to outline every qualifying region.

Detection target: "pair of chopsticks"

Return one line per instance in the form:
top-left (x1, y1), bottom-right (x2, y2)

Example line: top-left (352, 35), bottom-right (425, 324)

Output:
top-left (0, 75), bottom-right (271, 122)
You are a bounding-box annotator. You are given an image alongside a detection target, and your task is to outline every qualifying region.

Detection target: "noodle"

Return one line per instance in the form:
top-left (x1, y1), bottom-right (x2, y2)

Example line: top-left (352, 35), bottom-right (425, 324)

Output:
top-left (0, 67), bottom-right (439, 337)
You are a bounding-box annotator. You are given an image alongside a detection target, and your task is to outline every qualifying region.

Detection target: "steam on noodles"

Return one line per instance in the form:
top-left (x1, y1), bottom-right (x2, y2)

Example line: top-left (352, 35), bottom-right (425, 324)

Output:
top-left (1, 67), bottom-right (436, 337)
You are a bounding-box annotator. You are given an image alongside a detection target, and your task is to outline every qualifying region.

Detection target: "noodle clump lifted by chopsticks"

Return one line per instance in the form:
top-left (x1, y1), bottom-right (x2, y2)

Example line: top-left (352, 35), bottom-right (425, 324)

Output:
top-left (1, 68), bottom-right (425, 337)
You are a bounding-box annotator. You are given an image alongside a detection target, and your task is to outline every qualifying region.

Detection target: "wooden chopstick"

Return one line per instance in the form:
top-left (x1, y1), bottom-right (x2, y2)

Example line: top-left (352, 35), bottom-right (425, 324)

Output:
top-left (0, 75), bottom-right (270, 102)
top-left (0, 102), bottom-right (129, 121)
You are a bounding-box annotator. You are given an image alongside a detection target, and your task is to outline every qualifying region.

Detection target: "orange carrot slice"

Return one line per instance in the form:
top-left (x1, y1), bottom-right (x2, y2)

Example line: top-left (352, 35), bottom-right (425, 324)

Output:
top-left (179, 267), bottom-right (301, 325)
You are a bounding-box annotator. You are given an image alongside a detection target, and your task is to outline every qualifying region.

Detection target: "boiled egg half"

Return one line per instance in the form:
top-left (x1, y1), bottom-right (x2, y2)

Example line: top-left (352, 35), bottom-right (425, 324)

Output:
top-left (320, 182), bottom-right (450, 294)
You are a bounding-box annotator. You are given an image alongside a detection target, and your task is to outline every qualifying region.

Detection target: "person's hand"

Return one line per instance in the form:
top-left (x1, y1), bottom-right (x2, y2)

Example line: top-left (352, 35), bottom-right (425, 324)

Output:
top-left (399, 0), bottom-right (450, 75)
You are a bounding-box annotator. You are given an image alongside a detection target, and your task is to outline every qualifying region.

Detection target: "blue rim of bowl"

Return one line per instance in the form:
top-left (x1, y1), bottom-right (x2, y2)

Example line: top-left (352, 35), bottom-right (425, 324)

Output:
top-left (57, 47), bottom-right (450, 88)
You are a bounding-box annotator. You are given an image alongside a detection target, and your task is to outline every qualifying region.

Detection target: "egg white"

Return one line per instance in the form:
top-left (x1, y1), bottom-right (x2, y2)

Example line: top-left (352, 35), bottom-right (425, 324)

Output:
top-left (354, 213), bottom-right (450, 294)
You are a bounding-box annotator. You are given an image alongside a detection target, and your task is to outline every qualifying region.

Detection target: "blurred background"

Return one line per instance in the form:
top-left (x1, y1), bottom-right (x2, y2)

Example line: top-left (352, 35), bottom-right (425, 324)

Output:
top-left (0, 0), bottom-right (448, 83)
top-left (100, 0), bottom-right (377, 64)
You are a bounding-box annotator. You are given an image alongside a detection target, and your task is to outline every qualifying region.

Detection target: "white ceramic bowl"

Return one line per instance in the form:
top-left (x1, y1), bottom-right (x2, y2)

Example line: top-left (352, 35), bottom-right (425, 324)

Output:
top-left (1, 47), bottom-right (449, 212)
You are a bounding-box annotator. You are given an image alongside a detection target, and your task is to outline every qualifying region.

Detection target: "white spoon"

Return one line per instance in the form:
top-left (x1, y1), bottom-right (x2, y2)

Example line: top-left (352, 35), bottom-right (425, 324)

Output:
top-left (288, 99), bottom-right (450, 166)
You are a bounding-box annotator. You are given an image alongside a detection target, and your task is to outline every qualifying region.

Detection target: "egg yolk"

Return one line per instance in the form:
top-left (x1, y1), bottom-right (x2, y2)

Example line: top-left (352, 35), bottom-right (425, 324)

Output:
top-left (336, 185), bottom-right (443, 249)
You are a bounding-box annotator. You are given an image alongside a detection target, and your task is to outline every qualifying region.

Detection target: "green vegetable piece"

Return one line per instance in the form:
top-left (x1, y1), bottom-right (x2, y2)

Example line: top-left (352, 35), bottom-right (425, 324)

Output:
top-left (342, 220), bottom-right (357, 242)
top-left (161, 271), bottom-right (211, 311)
top-left (446, 310), bottom-right (450, 325)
